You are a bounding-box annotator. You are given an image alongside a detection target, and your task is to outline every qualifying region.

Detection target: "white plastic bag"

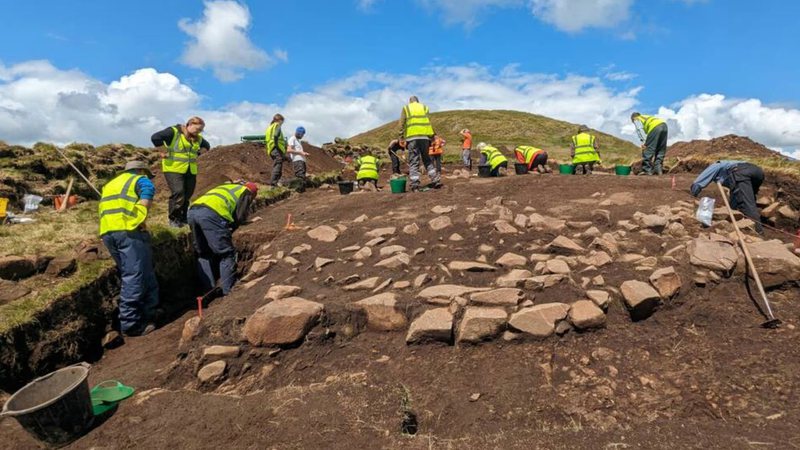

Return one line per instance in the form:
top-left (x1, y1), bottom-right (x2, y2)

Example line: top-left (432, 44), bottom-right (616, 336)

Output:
top-left (22, 194), bottom-right (43, 214)
top-left (695, 197), bottom-right (715, 227)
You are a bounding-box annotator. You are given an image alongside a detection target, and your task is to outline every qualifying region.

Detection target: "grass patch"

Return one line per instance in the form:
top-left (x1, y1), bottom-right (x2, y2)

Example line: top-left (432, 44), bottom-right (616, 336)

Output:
top-left (0, 260), bottom-right (112, 334)
top-left (348, 109), bottom-right (641, 164)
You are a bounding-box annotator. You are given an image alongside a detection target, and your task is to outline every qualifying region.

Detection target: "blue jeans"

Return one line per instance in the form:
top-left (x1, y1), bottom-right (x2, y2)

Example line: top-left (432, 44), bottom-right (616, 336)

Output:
top-left (188, 207), bottom-right (237, 295)
top-left (102, 230), bottom-right (159, 333)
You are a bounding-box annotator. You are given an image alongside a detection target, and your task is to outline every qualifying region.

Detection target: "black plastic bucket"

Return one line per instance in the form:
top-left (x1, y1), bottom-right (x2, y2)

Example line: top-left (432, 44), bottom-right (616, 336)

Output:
top-left (477, 165), bottom-right (492, 177)
top-left (514, 163), bottom-right (529, 175)
top-left (1, 363), bottom-right (94, 446)
top-left (337, 181), bottom-right (355, 195)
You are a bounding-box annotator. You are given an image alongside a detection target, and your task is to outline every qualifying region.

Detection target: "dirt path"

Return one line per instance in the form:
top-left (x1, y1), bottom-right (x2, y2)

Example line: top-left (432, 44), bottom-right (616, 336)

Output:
top-left (4, 172), bottom-right (800, 449)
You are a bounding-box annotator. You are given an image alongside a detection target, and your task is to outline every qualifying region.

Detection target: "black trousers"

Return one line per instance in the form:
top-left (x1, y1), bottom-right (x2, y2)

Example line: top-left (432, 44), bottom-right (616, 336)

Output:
top-left (642, 123), bottom-right (668, 174)
top-left (389, 149), bottom-right (404, 174)
top-left (270, 149), bottom-right (287, 186)
top-left (730, 163), bottom-right (764, 233)
top-left (164, 172), bottom-right (196, 224)
top-left (490, 161), bottom-right (508, 177)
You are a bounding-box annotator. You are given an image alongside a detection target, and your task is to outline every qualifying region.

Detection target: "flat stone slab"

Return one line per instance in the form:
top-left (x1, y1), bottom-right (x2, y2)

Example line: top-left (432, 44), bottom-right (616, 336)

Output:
top-left (448, 261), bottom-right (497, 272)
top-left (569, 300), bottom-right (606, 330)
top-left (406, 308), bottom-right (454, 344)
top-left (307, 225), bottom-right (339, 242)
top-left (620, 280), bottom-right (660, 321)
top-left (243, 297), bottom-right (324, 346)
top-left (457, 307), bottom-right (508, 344)
top-left (469, 288), bottom-right (525, 306)
top-left (508, 303), bottom-right (570, 338)
top-left (351, 293), bottom-right (408, 331)
top-left (418, 284), bottom-right (491, 299)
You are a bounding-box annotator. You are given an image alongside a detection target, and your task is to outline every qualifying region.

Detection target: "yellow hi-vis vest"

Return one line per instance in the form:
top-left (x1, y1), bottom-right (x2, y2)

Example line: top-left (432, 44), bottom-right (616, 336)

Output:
top-left (356, 155), bottom-right (380, 180)
top-left (516, 146), bottom-right (542, 165)
top-left (98, 172), bottom-right (147, 236)
top-left (192, 183), bottom-right (249, 223)
top-left (635, 115), bottom-right (666, 135)
top-left (403, 102), bottom-right (434, 140)
top-left (265, 122), bottom-right (287, 154)
top-left (162, 126), bottom-right (201, 175)
top-left (571, 133), bottom-right (600, 164)
top-left (481, 146), bottom-right (508, 171)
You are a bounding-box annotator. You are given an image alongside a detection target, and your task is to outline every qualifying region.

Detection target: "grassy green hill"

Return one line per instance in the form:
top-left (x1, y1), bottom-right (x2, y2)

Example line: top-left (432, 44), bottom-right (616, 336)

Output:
top-left (348, 109), bottom-right (641, 165)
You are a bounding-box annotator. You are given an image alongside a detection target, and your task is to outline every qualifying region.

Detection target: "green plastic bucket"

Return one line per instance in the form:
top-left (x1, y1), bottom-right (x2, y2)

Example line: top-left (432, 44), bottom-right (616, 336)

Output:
top-left (389, 177), bottom-right (407, 194)
top-left (558, 164), bottom-right (574, 175)
top-left (615, 165), bottom-right (632, 176)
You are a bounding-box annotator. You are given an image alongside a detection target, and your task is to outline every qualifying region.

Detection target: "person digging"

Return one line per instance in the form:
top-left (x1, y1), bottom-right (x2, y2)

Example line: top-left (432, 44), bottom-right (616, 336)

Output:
top-left (690, 160), bottom-right (765, 234)
top-left (515, 145), bottom-right (551, 174)
top-left (631, 112), bottom-right (668, 176)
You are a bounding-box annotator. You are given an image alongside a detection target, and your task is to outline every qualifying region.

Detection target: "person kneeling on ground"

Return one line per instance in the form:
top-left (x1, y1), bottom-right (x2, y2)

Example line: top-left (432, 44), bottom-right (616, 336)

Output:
top-left (188, 181), bottom-right (258, 297)
top-left (99, 160), bottom-right (159, 337)
top-left (477, 142), bottom-right (508, 177)
top-left (571, 125), bottom-right (600, 175)
top-left (287, 126), bottom-right (310, 192)
top-left (355, 151), bottom-right (381, 190)
top-left (387, 137), bottom-right (407, 177)
top-left (515, 145), bottom-right (551, 173)
top-left (690, 160), bottom-right (765, 234)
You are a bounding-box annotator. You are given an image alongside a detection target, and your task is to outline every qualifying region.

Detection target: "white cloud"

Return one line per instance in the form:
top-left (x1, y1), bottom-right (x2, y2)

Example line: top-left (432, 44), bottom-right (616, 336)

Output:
top-left (529, 0), bottom-right (633, 32)
top-left (2, 60), bottom-right (799, 161)
top-left (356, 0), bottom-right (380, 11)
top-left (417, 0), bottom-right (523, 27)
top-left (179, 1), bottom-right (281, 82)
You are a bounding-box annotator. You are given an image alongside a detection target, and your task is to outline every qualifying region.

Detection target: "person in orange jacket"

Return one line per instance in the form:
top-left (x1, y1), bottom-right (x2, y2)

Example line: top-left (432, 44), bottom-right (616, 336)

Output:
top-left (429, 134), bottom-right (445, 178)
top-left (459, 129), bottom-right (472, 170)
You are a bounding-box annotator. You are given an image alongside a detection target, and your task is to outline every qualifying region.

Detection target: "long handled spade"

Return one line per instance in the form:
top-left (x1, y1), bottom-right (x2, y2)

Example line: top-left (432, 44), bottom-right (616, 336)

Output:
top-left (716, 182), bottom-right (781, 328)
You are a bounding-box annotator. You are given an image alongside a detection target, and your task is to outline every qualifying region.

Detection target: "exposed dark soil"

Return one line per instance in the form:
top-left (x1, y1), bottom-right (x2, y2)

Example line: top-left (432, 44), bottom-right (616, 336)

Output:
top-left (667, 134), bottom-right (791, 160)
top-left (153, 141), bottom-right (343, 197)
top-left (4, 170), bottom-right (799, 449)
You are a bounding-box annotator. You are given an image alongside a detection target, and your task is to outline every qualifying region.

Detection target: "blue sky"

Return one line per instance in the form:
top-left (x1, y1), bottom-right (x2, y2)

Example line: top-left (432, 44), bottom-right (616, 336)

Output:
top-left (0, 0), bottom-right (798, 156)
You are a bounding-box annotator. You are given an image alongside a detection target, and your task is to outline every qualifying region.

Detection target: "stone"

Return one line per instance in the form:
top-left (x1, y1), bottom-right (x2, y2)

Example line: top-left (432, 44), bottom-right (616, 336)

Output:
top-left (578, 251), bottom-right (612, 268)
top-left (403, 223), bottom-right (420, 235)
top-left (413, 273), bottom-right (432, 288)
top-left (485, 196), bottom-right (504, 206)
top-left (428, 216), bottom-right (453, 231)
top-left (529, 253), bottom-right (550, 262)
top-left (243, 297), bottom-right (324, 346)
top-left (353, 214), bottom-right (369, 223)
top-left (0, 279), bottom-right (31, 305)
top-left (524, 274), bottom-right (566, 290)
top-left (469, 288), bottom-right (525, 306)
top-left (620, 281), bottom-right (661, 321)
top-left (762, 202), bottom-right (781, 218)
top-left (457, 307), bottom-right (508, 343)
top-left (569, 300), bottom-right (606, 329)
top-left (649, 267), bottom-right (682, 298)
top-left (406, 308), bottom-right (454, 344)
top-left (667, 222), bottom-right (687, 238)
top-left (592, 275), bottom-right (605, 286)
top-left (431, 205), bottom-right (455, 214)
top-left (591, 209), bottom-right (612, 225)
top-left (640, 214), bottom-right (668, 231)
top-left (449, 233), bottom-right (464, 241)
top-left (417, 284), bottom-right (490, 299)
top-left (353, 247), bottom-right (373, 260)
top-left (590, 234), bottom-right (620, 256)
top-left (241, 258), bottom-right (275, 282)
top-left (599, 192), bottom-right (634, 206)
top-left (343, 277), bottom-right (382, 291)
top-left (496, 269), bottom-right (533, 288)
top-left (197, 361), bottom-right (226, 383)
top-left (393, 280), bottom-right (411, 289)
top-left (314, 257), bottom-right (334, 270)
top-left (180, 316), bottom-right (203, 347)
top-left (586, 290), bottom-right (611, 309)
top-left (688, 237), bottom-right (738, 272)
top-left (290, 243), bottom-right (312, 255)
top-left (283, 256), bottom-right (300, 267)
top-left (375, 253), bottom-right (411, 269)
top-left (778, 205), bottom-right (800, 221)
top-left (555, 320), bottom-right (572, 336)
top-left (365, 227), bottom-right (396, 239)
top-left (508, 303), bottom-right (570, 338)
top-left (493, 221), bottom-right (518, 234)
top-left (372, 278), bottom-right (392, 293)
top-left (0, 256), bottom-right (37, 280)
top-left (202, 345), bottom-right (241, 360)
top-left (495, 252), bottom-right (527, 268)
top-left (364, 237), bottom-right (387, 247)
top-left (351, 293), bottom-right (408, 331)
top-left (340, 245), bottom-right (361, 253)
top-left (747, 239), bottom-right (800, 288)
top-left (44, 256), bottom-right (77, 277)
top-left (307, 225), bottom-right (339, 242)
top-left (618, 254), bottom-right (645, 264)
top-left (528, 214), bottom-right (566, 232)
top-left (546, 236), bottom-right (584, 255)
top-left (514, 214), bottom-right (529, 228)
top-left (479, 244), bottom-right (495, 254)
top-left (265, 285), bottom-right (302, 301)
top-left (545, 259), bottom-right (571, 275)
top-left (380, 245), bottom-right (407, 257)
top-left (101, 331), bottom-right (123, 349)
top-left (448, 261), bottom-right (496, 272)
top-left (583, 227), bottom-right (601, 238)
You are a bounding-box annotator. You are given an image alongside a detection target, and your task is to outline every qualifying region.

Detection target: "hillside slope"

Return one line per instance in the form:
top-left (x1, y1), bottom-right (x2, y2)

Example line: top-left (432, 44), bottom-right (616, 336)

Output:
top-left (348, 109), bottom-right (641, 164)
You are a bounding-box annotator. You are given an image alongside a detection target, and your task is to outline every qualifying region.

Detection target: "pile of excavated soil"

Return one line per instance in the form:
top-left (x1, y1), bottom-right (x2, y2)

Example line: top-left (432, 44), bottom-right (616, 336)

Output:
top-left (153, 141), bottom-right (343, 197)
top-left (6, 172), bottom-right (800, 448)
top-left (667, 134), bottom-right (789, 160)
